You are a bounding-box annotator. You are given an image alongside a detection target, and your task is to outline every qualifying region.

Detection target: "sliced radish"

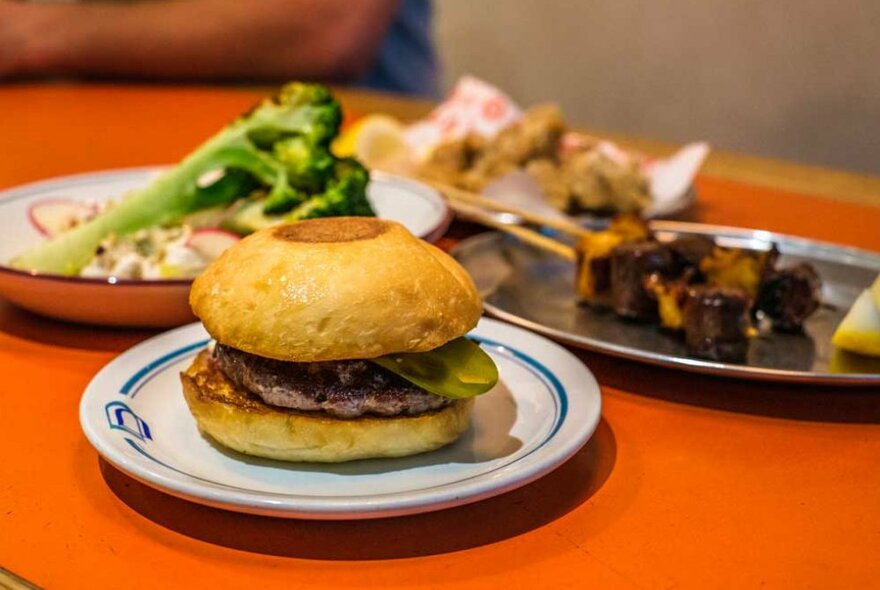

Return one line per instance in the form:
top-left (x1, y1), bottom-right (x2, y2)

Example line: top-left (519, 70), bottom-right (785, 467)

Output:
top-left (186, 228), bottom-right (241, 260)
top-left (29, 199), bottom-right (100, 237)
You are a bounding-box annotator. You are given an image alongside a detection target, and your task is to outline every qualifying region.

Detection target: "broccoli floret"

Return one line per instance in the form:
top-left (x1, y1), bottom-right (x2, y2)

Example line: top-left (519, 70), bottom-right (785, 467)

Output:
top-left (224, 159), bottom-right (375, 232)
top-left (277, 82), bottom-right (336, 111)
top-left (288, 158), bottom-right (375, 220)
top-left (261, 185), bottom-right (308, 215)
top-left (275, 137), bottom-right (335, 190)
top-left (259, 103), bottom-right (339, 215)
top-left (12, 82), bottom-right (346, 276)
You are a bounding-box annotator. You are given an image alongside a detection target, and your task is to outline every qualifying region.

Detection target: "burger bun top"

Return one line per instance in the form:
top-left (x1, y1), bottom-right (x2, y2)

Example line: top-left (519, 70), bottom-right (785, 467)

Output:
top-left (190, 217), bottom-right (482, 362)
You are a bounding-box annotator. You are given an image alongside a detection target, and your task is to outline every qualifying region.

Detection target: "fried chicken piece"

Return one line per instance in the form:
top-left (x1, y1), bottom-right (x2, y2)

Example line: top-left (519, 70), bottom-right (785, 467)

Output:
top-left (490, 104), bottom-right (566, 163)
top-left (560, 150), bottom-right (608, 212)
top-left (464, 104), bottom-right (566, 189)
top-left (416, 103), bottom-right (651, 217)
top-left (417, 133), bottom-right (487, 186)
top-left (561, 148), bottom-right (650, 215)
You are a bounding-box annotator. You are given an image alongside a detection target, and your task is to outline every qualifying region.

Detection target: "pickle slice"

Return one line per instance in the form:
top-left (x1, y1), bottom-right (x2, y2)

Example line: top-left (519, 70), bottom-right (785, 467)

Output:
top-left (372, 337), bottom-right (499, 399)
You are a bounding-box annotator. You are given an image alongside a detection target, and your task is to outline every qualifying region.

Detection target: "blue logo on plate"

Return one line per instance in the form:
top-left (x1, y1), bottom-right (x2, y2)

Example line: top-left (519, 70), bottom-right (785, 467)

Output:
top-left (105, 401), bottom-right (152, 442)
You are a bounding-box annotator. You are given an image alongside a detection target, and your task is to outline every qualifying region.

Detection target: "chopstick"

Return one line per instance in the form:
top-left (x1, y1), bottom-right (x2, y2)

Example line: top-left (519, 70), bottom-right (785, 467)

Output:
top-left (0, 566), bottom-right (43, 590)
top-left (418, 178), bottom-right (591, 239)
top-left (446, 199), bottom-right (578, 262)
top-left (383, 170), bottom-right (585, 261)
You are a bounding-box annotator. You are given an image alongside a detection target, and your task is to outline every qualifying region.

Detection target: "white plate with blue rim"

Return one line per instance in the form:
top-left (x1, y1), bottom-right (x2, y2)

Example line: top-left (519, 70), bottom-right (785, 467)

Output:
top-left (79, 317), bottom-right (601, 519)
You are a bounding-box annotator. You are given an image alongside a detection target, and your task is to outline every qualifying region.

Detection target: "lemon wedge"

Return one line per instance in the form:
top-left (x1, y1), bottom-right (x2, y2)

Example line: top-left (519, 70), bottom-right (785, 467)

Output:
top-left (871, 274), bottom-right (880, 308)
top-left (332, 114), bottom-right (409, 167)
top-left (829, 347), bottom-right (880, 374)
top-left (832, 287), bottom-right (880, 357)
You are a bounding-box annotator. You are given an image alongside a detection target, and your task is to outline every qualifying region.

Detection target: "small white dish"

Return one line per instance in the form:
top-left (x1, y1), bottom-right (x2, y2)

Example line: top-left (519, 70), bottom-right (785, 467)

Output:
top-left (0, 167), bottom-right (451, 327)
top-left (79, 317), bottom-right (601, 519)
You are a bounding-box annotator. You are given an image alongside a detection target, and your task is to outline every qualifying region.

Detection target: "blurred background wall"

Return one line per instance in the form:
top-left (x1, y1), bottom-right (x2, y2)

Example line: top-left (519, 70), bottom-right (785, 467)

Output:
top-left (434, 0), bottom-right (880, 174)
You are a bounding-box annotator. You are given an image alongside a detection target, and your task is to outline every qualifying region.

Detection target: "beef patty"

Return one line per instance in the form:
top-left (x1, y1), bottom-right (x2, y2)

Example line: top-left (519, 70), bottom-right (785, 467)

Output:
top-left (212, 344), bottom-right (452, 419)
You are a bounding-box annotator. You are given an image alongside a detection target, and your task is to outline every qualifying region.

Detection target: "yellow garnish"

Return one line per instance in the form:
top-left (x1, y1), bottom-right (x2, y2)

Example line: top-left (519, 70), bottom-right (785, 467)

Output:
top-left (700, 247), bottom-right (769, 297)
top-left (832, 289), bottom-right (880, 357)
top-left (332, 114), bottom-right (409, 166)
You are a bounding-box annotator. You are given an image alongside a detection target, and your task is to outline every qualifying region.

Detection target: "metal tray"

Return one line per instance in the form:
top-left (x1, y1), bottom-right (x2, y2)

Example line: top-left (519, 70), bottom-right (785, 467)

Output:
top-left (452, 221), bottom-right (880, 385)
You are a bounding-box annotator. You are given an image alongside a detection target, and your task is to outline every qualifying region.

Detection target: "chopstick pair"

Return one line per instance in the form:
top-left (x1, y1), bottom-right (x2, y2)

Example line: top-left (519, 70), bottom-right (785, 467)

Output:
top-left (417, 177), bottom-right (581, 262)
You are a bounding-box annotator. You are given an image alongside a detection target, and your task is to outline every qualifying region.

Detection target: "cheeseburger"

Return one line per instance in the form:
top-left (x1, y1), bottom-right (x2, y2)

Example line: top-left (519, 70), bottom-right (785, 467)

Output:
top-left (181, 217), bottom-right (497, 462)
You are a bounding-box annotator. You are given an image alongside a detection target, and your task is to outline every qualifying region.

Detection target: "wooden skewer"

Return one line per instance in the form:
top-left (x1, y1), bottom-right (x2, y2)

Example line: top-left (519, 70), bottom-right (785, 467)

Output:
top-left (0, 566), bottom-right (42, 590)
top-left (418, 177), bottom-right (591, 239)
top-left (446, 200), bottom-right (578, 262)
top-left (375, 168), bottom-right (582, 261)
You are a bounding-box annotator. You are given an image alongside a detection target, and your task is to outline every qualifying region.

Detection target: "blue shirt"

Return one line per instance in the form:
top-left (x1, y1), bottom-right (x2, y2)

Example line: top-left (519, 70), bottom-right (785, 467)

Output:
top-left (357, 0), bottom-right (439, 98)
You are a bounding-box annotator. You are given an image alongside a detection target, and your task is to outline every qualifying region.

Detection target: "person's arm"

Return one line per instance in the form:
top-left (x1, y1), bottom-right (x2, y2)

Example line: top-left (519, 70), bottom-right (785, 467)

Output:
top-left (0, 0), bottom-right (399, 81)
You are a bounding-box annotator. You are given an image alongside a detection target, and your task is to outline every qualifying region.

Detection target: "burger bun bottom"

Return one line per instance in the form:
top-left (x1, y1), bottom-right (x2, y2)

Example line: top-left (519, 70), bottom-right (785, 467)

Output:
top-left (180, 350), bottom-right (474, 463)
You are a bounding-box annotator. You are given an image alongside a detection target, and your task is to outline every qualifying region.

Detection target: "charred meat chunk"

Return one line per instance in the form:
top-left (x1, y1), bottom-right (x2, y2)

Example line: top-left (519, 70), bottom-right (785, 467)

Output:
top-left (666, 235), bottom-right (716, 278)
top-left (755, 263), bottom-right (821, 332)
top-left (611, 241), bottom-right (675, 321)
top-left (683, 286), bottom-right (751, 362)
top-left (576, 215), bottom-right (651, 306)
top-left (576, 231), bottom-right (626, 306)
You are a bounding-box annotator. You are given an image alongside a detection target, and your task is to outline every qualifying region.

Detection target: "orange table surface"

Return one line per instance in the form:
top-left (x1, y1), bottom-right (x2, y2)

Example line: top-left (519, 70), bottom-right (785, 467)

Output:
top-left (1, 84), bottom-right (879, 590)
